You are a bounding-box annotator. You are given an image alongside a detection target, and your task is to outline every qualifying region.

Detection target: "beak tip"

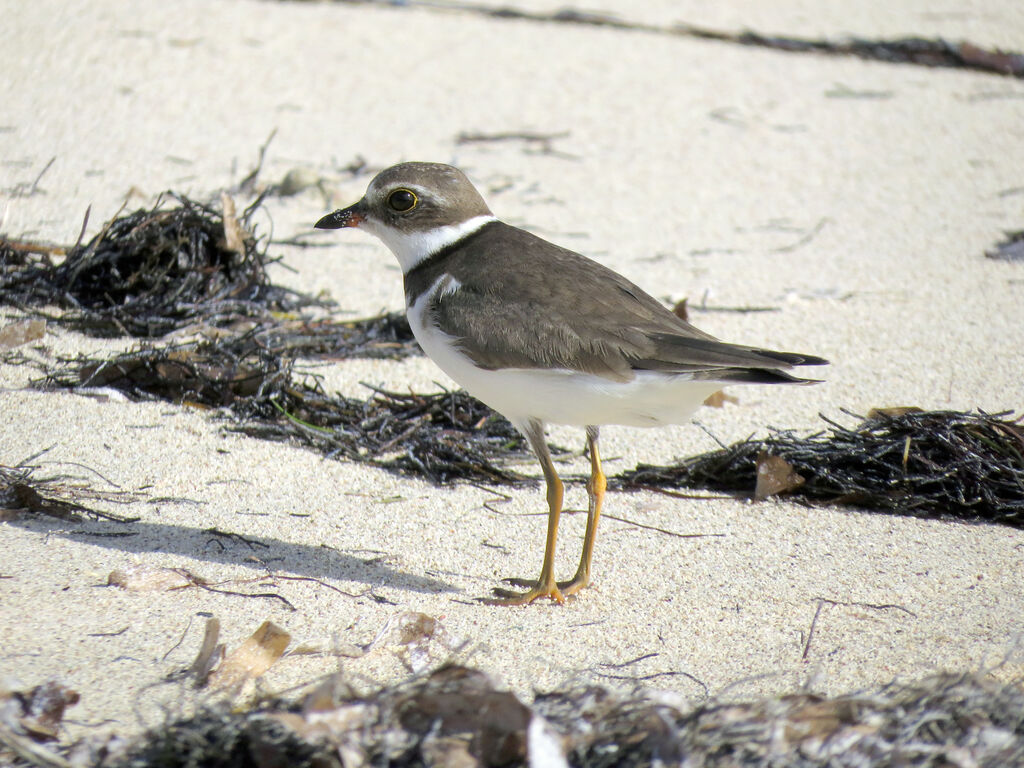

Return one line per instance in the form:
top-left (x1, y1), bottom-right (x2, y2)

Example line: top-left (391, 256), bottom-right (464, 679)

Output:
top-left (314, 211), bottom-right (341, 230)
top-left (314, 205), bottom-right (363, 230)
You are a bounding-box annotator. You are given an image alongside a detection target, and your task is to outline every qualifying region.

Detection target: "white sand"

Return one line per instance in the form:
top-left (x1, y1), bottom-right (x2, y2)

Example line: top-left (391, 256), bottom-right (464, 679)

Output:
top-left (2, 0), bottom-right (1023, 746)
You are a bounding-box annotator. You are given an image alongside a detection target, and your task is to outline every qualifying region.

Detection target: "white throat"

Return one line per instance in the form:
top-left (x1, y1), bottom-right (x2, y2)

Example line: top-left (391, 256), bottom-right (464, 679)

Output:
top-left (363, 214), bottom-right (496, 273)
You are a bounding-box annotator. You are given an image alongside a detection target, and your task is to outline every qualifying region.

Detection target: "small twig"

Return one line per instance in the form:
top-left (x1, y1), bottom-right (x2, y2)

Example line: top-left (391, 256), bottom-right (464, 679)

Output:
top-left (268, 237), bottom-right (335, 248)
top-left (456, 130), bottom-right (570, 145)
top-left (36, 459), bottom-right (123, 488)
top-left (603, 512), bottom-right (725, 539)
top-left (598, 652), bottom-right (660, 669)
top-left (72, 205), bottom-right (91, 253)
top-left (770, 217), bottom-right (830, 253)
top-left (814, 597), bottom-right (917, 617)
top-left (27, 156), bottom-right (56, 196)
top-left (267, 572), bottom-right (364, 599)
top-left (803, 597), bottom-right (916, 660)
top-left (87, 626), bottom-right (129, 637)
top-left (632, 484), bottom-right (733, 502)
top-left (202, 527), bottom-right (270, 550)
top-left (593, 667), bottom-right (709, 696)
top-left (801, 599), bottom-right (826, 660)
top-left (162, 615), bottom-right (198, 662)
top-left (194, 582), bottom-right (296, 611)
top-left (693, 299), bottom-right (781, 314)
top-left (237, 128), bottom-right (277, 194)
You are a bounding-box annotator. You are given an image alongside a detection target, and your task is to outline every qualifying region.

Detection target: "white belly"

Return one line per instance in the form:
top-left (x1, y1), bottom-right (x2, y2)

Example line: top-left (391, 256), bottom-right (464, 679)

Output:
top-left (407, 281), bottom-right (720, 429)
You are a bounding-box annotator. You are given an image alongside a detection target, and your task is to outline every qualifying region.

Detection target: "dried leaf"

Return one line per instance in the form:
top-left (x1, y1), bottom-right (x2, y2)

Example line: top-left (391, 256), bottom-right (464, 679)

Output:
top-left (703, 390), bottom-right (739, 408)
top-left (107, 565), bottom-right (202, 591)
top-left (754, 451), bottom-right (805, 499)
top-left (220, 192), bottom-right (246, 258)
top-left (11, 681), bottom-right (79, 742)
top-left (187, 617), bottom-right (224, 686)
top-left (672, 298), bottom-right (689, 321)
top-left (0, 319), bottom-right (45, 349)
top-left (207, 620), bottom-right (291, 691)
top-left (364, 611), bottom-right (454, 673)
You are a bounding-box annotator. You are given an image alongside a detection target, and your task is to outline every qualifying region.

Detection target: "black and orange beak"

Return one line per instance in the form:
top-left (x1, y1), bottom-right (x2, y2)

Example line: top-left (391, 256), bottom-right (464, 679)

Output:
top-left (314, 200), bottom-right (367, 229)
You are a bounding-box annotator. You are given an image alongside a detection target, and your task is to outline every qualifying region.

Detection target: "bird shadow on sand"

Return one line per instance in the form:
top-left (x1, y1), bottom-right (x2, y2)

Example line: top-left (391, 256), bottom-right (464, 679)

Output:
top-left (6, 514), bottom-right (456, 595)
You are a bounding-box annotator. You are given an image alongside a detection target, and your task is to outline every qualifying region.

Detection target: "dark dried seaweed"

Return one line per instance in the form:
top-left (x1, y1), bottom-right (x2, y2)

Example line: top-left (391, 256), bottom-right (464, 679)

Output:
top-left (369, 2), bottom-right (1024, 79)
top-left (617, 410), bottom-right (1024, 525)
top-left (1, 199), bottom-right (422, 359)
top-left (1, 194), bottom-right (324, 337)
top-left (0, 450), bottom-right (141, 523)
top-left (41, 335), bottom-right (531, 486)
top-left (986, 229), bottom-right (1024, 262)
top-left (256, 311), bottom-right (419, 361)
top-left (237, 382), bottom-right (530, 485)
top-left (42, 668), bottom-right (1024, 768)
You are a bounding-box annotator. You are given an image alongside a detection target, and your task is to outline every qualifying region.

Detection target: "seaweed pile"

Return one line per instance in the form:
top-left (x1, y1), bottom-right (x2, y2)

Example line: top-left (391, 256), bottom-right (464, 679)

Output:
top-left (617, 409), bottom-right (1024, 525)
top-left (11, 667), bottom-right (1023, 768)
top-left (43, 335), bottom-right (531, 485)
top-left (0, 194), bottom-right (321, 337)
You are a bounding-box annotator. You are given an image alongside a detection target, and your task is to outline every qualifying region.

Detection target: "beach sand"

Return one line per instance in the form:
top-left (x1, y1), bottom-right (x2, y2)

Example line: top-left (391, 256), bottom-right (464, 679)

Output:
top-left (2, 0), bottom-right (1023, 748)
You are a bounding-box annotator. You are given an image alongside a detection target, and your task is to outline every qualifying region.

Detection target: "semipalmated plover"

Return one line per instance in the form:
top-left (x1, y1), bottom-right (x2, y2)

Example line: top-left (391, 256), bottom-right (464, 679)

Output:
top-left (316, 162), bottom-right (827, 605)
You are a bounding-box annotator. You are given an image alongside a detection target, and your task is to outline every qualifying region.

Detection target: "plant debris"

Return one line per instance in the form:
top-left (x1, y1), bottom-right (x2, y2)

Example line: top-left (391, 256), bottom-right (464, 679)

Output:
top-left (987, 229), bottom-right (1024, 262)
top-left (0, 319), bottom-right (46, 350)
top-left (536, 671), bottom-right (1024, 767)
top-left (206, 621), bottom-right (292, 693)
top-left (107, 565), bottom-right (203, 592)
top-left (0, 194), bottom-right (324, 338)
top-left (371, 2), bottom-right (1024, 79)
top-left (0, 451), bottom-right (141, 523)
top-left (40, 335), bottom-right (534, 485)
top-left (25, 668), bottom-right (1024, 768)
top-left (700, 31), bottom-right (1024, 78)
top-left (106, 565), bottom-right (300, 612)
top-left (617, 409), bottom-right (1024, 524)
top-left (241, 383), bottom-right (532, 485)
top-left (257, 311), bottom-right (419, 361)
top-left (0, 679), bottom-right (80, 768)
top-left (359, 611), bottom-right (461, 674)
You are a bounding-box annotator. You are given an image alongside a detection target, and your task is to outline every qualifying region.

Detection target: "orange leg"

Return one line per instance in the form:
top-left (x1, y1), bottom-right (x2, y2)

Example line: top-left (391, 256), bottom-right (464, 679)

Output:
top-left (561, 425), bottom-right (604, 597)
top-left (486, 419), bottom-right (566, 605)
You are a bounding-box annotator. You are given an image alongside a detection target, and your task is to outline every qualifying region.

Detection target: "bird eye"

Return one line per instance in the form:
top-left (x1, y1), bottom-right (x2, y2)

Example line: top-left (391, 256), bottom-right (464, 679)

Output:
top-left (387, 189), bottom-right (417, 212)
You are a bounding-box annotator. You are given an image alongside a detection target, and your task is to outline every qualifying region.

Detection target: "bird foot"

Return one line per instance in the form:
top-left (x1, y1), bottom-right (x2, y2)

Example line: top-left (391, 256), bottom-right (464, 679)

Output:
top-left (485, 573), bottom-right (591, 605)
top-left (483, 580), bottom-right (566, 606)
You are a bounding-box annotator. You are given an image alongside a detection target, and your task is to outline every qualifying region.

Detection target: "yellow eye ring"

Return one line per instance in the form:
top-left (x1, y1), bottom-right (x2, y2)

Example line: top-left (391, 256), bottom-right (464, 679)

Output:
top-left (387, 188), bottom-right (418, 212)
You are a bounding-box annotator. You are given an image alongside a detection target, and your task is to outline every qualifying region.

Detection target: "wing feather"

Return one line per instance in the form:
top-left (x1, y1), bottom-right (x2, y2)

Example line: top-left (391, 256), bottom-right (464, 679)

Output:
top-left (426, 222), bottom-right (826, 383)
